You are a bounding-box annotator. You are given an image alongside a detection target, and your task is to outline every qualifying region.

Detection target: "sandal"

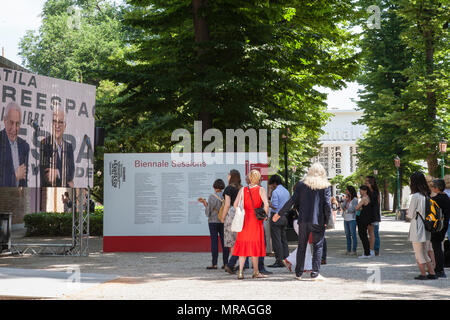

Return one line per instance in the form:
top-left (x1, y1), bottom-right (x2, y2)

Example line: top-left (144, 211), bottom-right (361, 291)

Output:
top-left (206, 265), bottom-right (217, 270)
top-left (283, 259), bottom-right (292, 272)
top-left (252, 272), bottom-right (268, 279)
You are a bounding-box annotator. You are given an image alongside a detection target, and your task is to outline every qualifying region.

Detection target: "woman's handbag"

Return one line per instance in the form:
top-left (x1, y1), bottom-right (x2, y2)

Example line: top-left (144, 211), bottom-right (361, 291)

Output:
top-left (247, 186), bottom-right (267, 221)
top-left (231, 189), bottom-right (245, 232)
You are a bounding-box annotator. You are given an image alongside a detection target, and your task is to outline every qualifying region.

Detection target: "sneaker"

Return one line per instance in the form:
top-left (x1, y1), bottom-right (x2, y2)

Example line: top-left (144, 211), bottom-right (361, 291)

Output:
top-left (358, 254), bottom-right (370, 259)
top-left (310, 272), bottom-right (326, 281)
top-left (375, 251), bottom-right (379, 256)
top-left (295, 273), bottom-right (303, 280)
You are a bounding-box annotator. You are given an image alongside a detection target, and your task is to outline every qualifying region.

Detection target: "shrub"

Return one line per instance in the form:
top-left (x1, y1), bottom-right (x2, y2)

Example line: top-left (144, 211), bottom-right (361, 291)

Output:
top-left (24, 211), bottom-right (103, 237)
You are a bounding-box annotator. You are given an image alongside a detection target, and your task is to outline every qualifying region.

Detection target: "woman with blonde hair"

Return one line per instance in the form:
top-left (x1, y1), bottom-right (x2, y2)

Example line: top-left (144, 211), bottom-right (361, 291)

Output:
top-left (273, 162), bottom-right (332, 280)
top-left (232, 169), bottom-right (269, 279)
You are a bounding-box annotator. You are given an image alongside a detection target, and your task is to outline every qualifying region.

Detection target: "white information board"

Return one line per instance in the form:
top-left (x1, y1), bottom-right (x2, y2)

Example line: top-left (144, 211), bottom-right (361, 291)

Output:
top-left (104, 153), bottom-right (268, 237)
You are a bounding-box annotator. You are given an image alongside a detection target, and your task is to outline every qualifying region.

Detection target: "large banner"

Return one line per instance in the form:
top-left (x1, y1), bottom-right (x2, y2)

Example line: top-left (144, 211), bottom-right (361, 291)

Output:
top-left (103, 152), bottom-right (268, 252)
top-left (0, 67), bottom-right (96, 188)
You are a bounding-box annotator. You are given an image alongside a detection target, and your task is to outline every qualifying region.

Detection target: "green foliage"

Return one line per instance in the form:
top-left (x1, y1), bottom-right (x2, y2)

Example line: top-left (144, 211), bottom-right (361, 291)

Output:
top-left (104, 0), bottom-right (360, 173)
top-left (355, 0), bottom-right (449, 186)
top-left (330, 173), bottom-right (360, 194)
top-left (24, 211), bottom-right (103, 237)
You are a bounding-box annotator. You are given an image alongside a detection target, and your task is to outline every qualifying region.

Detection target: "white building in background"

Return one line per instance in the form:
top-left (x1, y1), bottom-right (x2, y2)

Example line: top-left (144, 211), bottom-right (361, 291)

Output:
top-left (312, 109), bottom-right (366, 179)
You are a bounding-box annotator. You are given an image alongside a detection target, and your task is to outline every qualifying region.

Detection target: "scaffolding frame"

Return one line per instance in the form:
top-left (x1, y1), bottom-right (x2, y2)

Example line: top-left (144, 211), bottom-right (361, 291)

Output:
top-left (11, 188), bottom-right (90, 257)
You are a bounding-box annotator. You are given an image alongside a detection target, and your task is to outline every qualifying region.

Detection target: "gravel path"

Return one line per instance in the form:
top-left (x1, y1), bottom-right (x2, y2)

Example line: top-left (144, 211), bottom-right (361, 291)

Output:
top-left (2, 216), bottom-right (449, 300)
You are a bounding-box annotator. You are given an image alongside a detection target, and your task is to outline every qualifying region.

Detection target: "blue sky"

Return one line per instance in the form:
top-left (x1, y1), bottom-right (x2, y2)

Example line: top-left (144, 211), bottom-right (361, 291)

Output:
top-left (0, 0), bottom-right (362, 110)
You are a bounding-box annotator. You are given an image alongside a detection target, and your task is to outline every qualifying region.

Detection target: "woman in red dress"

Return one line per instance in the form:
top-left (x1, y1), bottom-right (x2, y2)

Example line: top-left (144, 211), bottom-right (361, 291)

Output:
top-left (232, 169), bottom-right (269, 279)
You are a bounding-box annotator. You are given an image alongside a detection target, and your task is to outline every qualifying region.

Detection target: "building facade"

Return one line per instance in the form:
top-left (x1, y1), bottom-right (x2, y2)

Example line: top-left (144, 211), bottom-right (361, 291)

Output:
top-left (312, 109), bottom-right (366, 179)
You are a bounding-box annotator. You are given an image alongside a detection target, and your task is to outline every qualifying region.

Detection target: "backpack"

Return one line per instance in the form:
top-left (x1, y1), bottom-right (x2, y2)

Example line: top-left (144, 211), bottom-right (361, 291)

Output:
top-left (416, 196), bottom-right (444, 233)
top-left (213, 194), bottom-right (226, 223)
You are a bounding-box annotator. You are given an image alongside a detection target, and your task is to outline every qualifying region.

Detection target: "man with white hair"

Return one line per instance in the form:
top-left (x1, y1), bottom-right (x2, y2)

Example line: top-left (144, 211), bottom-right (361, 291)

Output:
top-left (273, 163), bottom-right (332, 280)
top-left (40, 105), bottom-right (75, 187)
top-left (0, 102), bottom-right (30, 187)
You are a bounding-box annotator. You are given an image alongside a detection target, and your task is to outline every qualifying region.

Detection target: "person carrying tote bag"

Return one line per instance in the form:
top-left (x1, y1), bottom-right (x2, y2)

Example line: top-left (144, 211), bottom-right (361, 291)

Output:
top-left (231, 187), bottom-right (245, 232)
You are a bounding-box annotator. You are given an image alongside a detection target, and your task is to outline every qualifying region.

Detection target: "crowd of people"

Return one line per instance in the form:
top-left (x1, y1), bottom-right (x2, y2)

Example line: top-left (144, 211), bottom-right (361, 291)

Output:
top-left (198, 164), bottom-right (450, 281)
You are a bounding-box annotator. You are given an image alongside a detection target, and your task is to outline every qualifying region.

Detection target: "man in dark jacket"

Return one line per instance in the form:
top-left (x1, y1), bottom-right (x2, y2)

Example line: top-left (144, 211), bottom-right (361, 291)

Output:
top-left (430, 179), bottom-right (450, 278)
top-left (273, 163), bottom-right (331, 280)
top-left (0, 102), bottom-right (29, 187)
top-left (40, 107), bottom-right (75, 187)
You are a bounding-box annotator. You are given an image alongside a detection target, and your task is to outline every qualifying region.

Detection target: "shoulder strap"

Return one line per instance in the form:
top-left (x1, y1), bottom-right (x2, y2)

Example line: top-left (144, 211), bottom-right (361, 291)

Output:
top-left (247, 186), bottom-right (256, 211)
top-left (213, 194), bottom-right (223, 202)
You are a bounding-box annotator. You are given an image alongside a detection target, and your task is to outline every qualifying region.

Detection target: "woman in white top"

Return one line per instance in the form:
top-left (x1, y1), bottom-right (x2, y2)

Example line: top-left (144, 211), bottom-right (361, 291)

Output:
top-left (342, 186), bottom-right (359, 255)
top-left (407, 172), bottom-right (437, 280)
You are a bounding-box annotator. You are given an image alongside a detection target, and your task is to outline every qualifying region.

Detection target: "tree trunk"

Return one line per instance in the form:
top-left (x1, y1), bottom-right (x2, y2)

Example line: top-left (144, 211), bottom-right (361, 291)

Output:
top-left (423, 23), bottom-right (438, 176)
top-left (383, 179), bottom-right (390, 211)
top-left (192, 0), bottom-right (212, 133)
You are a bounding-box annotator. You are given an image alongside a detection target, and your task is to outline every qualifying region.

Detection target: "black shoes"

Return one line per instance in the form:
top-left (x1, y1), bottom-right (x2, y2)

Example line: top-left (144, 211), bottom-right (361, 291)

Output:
top-left (224, 265), bottom-right (236, 274)
top-left (310, 272), bottom-right (319, 279)
top-left (436, 271), bottom-right (447, 278)
top-left (268, 262), bottom-right (285, 268)
top-left (260, 269), bottom-right (273, 275)
top-left (414, 274), bottom-right (438, 280)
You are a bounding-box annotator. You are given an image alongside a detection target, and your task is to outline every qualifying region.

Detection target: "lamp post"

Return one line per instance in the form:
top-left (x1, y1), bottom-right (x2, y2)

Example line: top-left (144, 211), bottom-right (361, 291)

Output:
top-left (282, 128), bottom-right (290, 189)
top-left (439, 138), bottom-right (447, 178)
top-left (394, 156), bottom-right (401, 212)
top-left (291, 164), bottom-right (297, 194)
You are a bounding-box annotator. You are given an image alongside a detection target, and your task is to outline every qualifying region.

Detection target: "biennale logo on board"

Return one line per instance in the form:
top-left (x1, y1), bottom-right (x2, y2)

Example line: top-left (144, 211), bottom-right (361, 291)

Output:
top-left (109, 160), bottom-right (126, 189)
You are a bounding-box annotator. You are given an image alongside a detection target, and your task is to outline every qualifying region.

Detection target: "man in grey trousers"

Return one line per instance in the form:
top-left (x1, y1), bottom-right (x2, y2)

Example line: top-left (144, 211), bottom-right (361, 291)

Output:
top-left (268, 175), bottom-right (290, 268)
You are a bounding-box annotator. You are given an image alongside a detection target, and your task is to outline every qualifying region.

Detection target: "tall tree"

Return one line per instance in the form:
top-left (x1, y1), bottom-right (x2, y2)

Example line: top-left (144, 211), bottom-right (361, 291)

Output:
top-left (396, 0), bottom-right (449, 176)
top-left (355, 0), bottom-right (417, 209)
top-left (107, 0), bottom-right (360, 170)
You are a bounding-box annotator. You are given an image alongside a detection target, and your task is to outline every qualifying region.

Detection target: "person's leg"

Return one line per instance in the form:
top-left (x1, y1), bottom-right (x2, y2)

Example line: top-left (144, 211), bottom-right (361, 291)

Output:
top-left (280, 218), bottom-right (290, 261)
top-left (311, 225), bottom-right (325, 275)
top-left (208, 223), bottom-right (219, 266)
top-left (251, 256), bottom-right (259, 274)
top-left (344, 221), bottom-right (351, 253)
top-left (350, 220), bottom-right (358, 253)
top-left (218, 223), bottom-right (229, 266)
top-left (431, 235), bottom-right (445, 275)
top-left (368, 224), bottom-right (375, 253)
top-left (269, 219), bottom-right (283, 265)
top-left (237, 256), bottom-right (246, 278)
top-left (295, 223), bottom-right (309, 277)
top-left (358, 222), bottom-right (370, 256)
top-left (374, 223), bottom-right (380, 254)
top-left (425, 241), bottom-right (435, 273)
top-left (321, 237), bottom-right (327, 262)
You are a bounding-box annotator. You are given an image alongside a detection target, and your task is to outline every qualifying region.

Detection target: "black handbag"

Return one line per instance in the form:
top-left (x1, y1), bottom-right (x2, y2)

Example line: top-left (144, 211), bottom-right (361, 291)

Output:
top-left (247, 186), bottom-right (267, 220)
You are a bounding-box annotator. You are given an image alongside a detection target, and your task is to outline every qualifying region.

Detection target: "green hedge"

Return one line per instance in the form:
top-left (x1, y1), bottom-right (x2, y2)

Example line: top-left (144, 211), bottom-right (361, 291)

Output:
top-left (24, 211), bottom-right (103, 237)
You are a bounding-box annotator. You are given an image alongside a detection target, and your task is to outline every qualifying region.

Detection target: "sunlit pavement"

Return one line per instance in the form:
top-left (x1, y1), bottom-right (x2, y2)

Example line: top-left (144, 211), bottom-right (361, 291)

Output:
top-left (1, 216), bottom-right (449, 300)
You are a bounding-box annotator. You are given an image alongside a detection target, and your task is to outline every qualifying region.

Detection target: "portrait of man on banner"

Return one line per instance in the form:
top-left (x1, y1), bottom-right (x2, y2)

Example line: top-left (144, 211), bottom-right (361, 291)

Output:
top-left (39, 104), bottom-right (75, 188)
top-left (0, 102), bottom-right (30, 187)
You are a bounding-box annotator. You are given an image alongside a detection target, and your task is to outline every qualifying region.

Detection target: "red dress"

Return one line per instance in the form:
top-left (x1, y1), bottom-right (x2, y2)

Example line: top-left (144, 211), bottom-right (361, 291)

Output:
top-left (232, 186), bottom-right (266, 257)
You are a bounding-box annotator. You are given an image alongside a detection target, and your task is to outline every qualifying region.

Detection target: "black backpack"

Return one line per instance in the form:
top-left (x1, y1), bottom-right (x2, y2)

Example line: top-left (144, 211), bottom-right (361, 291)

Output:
top-left (416, 196), bottom-right (444, 233)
